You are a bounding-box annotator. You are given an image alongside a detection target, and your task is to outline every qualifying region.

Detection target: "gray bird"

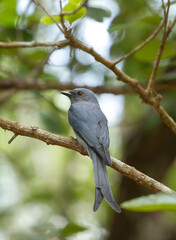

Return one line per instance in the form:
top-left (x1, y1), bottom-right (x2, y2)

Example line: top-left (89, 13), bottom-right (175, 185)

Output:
top-left (61, 88), bottom-right (121, 213)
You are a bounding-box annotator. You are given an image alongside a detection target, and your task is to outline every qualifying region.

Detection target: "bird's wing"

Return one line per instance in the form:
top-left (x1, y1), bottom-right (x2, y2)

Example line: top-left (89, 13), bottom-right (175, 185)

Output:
top-left (68, 103), bottom-right (111, 165)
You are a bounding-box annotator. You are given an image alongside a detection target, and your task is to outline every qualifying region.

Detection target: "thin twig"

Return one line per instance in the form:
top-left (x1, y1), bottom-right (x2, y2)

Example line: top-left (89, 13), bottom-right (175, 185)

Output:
top-left (113, 21), bottom-right (165, 65)
top-left (59, 0), bottom-right (62, 11)
top-left (8, 133), bottom-right (18, 144)
top-left (31, 0), bottom-right (64, 33)
top-left (147, 0), bottom-right (171, 92)
top-left (167, 16), bottom-right (176, 33)
top-left (59, 0), bottom-right (67, 32)
top-left (0, 116), bottom-right (174, 194)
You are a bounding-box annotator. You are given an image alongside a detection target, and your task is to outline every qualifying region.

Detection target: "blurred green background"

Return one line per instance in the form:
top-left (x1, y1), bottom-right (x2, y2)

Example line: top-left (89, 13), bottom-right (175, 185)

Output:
top-left (0, 0), bottom-right (176, 239)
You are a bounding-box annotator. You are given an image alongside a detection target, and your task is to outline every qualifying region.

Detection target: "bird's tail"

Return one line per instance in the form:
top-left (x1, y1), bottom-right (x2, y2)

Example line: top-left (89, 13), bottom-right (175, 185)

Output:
top-left (89, 149), bottom-right (121, 213)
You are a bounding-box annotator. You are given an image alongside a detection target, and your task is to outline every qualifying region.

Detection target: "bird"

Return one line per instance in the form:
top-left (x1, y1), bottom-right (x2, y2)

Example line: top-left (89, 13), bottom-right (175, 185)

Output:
top-left (61, 88), bottom-right (121, 213)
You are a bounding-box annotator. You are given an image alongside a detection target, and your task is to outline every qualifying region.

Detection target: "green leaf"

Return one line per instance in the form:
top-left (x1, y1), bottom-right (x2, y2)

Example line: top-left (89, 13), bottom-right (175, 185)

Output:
top-left (61, 223), bottom-right (86, 237)
top-left (121, 193), bottom-right (176, 212)
top-left (109, 14), bottom-right (162, 33)
top-left (134, 40), bottom-right (176, 62)
top-left (86, 7), bottom-right (111, 22)
top-left (41, 15), bottom-right (60, 25)
top-left (0, 0), bottom-right (17, 27)
top-left (41, 1), bottom-right (86, 25)
top-left (71, 0), bottom-right (83, 3)
top-left (109, 21), bottom-right (135, 32)
top-left (140, 14), bottom-right (162, 25)
top-left (64, 2), bottom-right (86, 24)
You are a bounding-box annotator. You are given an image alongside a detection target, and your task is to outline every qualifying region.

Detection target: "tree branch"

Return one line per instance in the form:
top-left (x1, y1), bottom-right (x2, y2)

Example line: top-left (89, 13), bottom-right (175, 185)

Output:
top-left (0, 116), bottom-right (174, 194)
top-left (0, 40), bottom-right (69, 48)
top-left (1, 79), bottom-right (176, 95)
top-left (147, 0), bottom-right (171, 92)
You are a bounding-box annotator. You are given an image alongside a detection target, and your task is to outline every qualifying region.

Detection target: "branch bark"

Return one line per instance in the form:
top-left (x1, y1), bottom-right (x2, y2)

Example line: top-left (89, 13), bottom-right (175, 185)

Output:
top-left (0, 116), bottom-right (174, 194)
top-left (1, 79), bottom-right (176, 94)
top-left (0, 40), bottom-right (69, 48)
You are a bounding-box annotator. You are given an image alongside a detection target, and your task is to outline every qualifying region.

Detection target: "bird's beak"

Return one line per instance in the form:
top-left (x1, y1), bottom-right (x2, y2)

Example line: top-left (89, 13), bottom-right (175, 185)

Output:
top-left (60, 91), bottom-right (72, 98)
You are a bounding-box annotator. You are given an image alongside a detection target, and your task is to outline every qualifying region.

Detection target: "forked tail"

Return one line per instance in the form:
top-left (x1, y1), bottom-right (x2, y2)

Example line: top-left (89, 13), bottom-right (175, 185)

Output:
top-left (89, 149), bottom-right (121, 213)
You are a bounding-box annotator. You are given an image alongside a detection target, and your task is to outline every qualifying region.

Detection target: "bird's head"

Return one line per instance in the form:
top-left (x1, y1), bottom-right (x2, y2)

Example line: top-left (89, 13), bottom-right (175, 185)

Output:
top-left (61, 88), bottom-right (98, 104)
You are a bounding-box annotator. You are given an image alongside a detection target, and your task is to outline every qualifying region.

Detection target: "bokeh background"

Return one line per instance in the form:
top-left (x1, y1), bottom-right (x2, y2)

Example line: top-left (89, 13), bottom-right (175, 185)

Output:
top-left (0, 0), bottom-right (176, 239)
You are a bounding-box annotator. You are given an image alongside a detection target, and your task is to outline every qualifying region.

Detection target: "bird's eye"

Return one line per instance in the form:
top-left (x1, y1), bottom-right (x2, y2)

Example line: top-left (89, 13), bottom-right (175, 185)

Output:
top-left (78, 91), bottom-right (83, 96)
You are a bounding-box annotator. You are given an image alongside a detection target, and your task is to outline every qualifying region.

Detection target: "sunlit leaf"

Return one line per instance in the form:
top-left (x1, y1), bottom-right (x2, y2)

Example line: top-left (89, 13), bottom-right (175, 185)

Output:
top-left (121, 193), bottom-right (176, 212)
top-left (41, 15), bottom-right (60, 25)
top-left (41, 1), bottom-right (86, 25)
top-left (71, 0), bottom-right (83, 3)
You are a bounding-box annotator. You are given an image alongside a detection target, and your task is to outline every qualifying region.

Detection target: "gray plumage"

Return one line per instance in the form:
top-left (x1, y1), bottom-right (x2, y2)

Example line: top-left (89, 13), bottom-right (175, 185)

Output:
top-left (61, 88), bottom-right (121, 213)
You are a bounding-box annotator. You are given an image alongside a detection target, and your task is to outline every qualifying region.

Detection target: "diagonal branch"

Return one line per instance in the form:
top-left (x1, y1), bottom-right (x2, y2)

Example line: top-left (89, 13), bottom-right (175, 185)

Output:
top-left (0, 116), bottom-right (174, 194)
top-left (147, 0), bottom-right (171, 92)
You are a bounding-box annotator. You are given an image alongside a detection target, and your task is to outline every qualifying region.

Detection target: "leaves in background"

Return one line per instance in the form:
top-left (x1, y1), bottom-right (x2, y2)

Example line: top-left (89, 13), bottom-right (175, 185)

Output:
top-left (86, 6), bottom-right (111, 22)
top-left (134, 40), bottom-right (176, 62)
top-left (0, 0), bottom-right (17, 27)
top-left (121, 193), bottom-right (176, 212)
top-left (109, 14), bottom-right (162, 32)
top-left (12, 222), bottom-right (87, 240)
top-left (140, 14), bottom-right (162, 25)
top-left (40, 111), bottom-right (67, 135)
